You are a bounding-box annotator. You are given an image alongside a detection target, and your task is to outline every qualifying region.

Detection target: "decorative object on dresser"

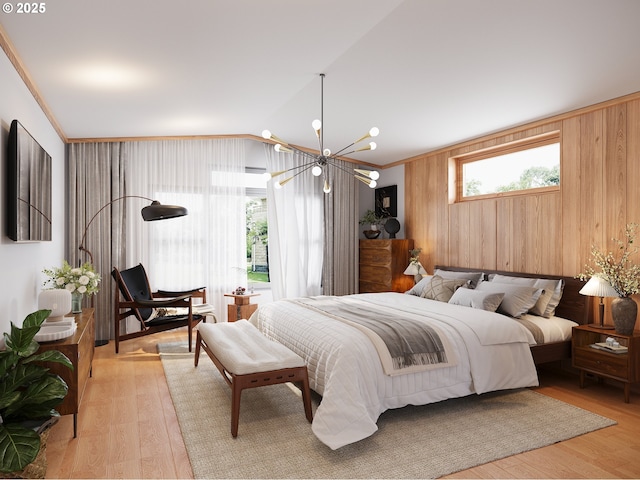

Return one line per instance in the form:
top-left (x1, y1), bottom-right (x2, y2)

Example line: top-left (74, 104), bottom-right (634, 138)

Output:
top-left (572, 324), bottom-right (640, 403)
top-left (359, 239), bottom-right (414, 293)
top-left (578, 223), bottom-right (640, 334)
top-left (579, 275), bottom-right (618, 329)
top-left (0, 309), bottom-right (73, 474)
top-left (383, 217), bottom-right (400, 238)
top-left (37, 288), bottom-right (72, 322)
top-left (359, 209), bottom-right (384, 239)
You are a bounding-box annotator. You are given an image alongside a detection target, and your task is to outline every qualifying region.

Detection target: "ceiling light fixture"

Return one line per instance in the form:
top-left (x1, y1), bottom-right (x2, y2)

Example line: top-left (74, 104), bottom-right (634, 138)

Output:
top-left (261, 73), bottom-right (380, 194)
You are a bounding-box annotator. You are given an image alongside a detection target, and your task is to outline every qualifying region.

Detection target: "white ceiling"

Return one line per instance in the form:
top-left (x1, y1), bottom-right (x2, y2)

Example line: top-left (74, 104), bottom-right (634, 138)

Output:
top-left (2, 0), bottom-right (640, 166)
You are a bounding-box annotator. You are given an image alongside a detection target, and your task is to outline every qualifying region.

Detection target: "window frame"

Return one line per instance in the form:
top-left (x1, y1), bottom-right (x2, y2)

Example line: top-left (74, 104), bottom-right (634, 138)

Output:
top-left (451, 131), bottom-right (561, 203)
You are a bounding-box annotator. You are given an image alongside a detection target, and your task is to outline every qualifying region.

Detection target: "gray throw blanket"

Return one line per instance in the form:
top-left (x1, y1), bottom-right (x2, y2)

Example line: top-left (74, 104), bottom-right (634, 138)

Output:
top-left (291, 296), bottom-right (450, 373)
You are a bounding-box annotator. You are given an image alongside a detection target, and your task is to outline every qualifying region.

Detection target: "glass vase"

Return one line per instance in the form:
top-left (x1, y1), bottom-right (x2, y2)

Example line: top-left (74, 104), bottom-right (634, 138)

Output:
top-left (71, 292), bottom-right (83, 313)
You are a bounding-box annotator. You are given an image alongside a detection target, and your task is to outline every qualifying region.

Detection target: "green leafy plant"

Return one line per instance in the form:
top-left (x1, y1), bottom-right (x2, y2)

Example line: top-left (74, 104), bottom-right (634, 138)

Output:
top-left (359, 209), bottom-right (383, 226)
top-left (0, 309), bottom-right (73, 473)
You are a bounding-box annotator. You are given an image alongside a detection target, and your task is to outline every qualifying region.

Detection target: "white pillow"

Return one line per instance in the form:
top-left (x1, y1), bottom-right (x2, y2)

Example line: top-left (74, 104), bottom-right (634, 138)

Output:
top-left (476, 282), bottom-right (543, 318)
top-left (434, 269), bottom-right (484, 289)
top-left (489, 274), bottom-right (564, 317)
top-left (448, 288), bottom-right (505, 312)
top-left (405, 275), bottom-right (433, 296)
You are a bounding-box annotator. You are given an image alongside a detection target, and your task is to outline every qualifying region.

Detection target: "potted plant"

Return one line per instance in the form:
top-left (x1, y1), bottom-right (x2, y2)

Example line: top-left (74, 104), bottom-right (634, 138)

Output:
top-left (359, 210), bottom-right (384, 239)
top-left (0, 309), bottom-right (73, 474)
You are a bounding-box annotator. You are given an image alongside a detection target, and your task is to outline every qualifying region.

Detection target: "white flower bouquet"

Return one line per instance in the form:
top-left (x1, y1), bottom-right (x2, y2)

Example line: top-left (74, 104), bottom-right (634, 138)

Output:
top-left (43, 260), bottom-right (100, 295)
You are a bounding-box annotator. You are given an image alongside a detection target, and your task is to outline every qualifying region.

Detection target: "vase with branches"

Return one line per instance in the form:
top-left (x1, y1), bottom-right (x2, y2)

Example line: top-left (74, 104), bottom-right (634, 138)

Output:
top-left (578, 223), bottom-right (640, 334)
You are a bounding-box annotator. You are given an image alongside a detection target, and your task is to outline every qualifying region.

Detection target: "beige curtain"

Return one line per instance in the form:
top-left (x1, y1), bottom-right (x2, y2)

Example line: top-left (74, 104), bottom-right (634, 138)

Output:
top-left (322, 158), bottom-right (359, 295)
top-left (67, 143), bottom-right (126, 344)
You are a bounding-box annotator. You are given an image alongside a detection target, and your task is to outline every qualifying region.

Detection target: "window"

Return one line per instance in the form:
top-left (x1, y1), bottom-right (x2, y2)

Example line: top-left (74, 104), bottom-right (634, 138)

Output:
top-left (454, 133), bottom-right (560, 201)
top-left (245, 168), bottom-right (269, 286)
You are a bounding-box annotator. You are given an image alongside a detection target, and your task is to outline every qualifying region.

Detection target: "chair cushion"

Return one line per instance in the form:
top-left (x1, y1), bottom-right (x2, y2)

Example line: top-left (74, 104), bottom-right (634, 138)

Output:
top-left (144, 313), bottom-right (203, 327)
top-left (197, 320), bottom-right (305, 375)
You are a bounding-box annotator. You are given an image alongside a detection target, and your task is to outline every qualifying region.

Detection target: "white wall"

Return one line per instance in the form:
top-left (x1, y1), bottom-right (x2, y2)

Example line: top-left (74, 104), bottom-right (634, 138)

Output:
top-left (0, 49), bottom-right (66, 334)
top-left (358, 164), bottom-right (405, 239)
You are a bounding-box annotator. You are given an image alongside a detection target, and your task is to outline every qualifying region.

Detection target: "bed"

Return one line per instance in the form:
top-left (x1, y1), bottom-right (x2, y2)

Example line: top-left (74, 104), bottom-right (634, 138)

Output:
top-left (249, 267), bottom-right (591, 450)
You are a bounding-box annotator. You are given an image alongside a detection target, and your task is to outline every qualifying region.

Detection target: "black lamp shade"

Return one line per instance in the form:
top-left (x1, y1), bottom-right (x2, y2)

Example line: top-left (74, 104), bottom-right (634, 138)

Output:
top-left (141, 201), bottom-right (188, 221)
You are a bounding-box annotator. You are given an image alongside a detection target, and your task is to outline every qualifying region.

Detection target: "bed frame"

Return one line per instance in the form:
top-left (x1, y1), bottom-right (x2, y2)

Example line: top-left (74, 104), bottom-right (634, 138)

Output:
top-left (435, 266), bottom-right (593, 364)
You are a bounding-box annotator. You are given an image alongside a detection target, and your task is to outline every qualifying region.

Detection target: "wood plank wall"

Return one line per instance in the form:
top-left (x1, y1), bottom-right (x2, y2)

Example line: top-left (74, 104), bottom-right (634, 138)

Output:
top-left (405, 93), bottom-right (640, 324)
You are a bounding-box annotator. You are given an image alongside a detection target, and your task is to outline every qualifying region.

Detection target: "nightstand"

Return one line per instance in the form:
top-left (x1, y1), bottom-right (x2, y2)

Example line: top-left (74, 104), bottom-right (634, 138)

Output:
top-left (572, 324), bottom-right (640, 403)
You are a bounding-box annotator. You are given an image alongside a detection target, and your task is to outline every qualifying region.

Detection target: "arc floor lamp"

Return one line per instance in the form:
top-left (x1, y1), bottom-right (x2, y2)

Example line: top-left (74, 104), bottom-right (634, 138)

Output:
top-left (78, 195), bottom-right (188, 346)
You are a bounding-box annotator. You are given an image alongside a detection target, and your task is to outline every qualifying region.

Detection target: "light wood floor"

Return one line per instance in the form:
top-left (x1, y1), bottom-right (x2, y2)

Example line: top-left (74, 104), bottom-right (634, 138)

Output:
top-left (45, 328), bottom-right (640, 479)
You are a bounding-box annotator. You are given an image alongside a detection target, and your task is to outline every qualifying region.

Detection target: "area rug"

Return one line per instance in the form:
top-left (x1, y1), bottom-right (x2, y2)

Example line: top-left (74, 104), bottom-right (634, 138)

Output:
top-left (158, 342), bottom-right (616, 479)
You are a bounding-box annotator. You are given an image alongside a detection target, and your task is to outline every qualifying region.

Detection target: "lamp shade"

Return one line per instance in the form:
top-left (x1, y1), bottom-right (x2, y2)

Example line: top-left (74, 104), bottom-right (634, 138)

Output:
top-left (404, 262), bottom-right (427, 276)
top-left (579, 276), bottom-right (619, 298)
top-left (141, 201), bottom-right (188, 221)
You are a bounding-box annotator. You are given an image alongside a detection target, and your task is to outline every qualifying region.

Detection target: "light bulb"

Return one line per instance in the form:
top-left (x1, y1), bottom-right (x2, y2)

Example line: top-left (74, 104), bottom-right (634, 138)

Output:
top-left (369, 142), bottom-right (377, 151)
top-left (369, 127), bottom-right (379, 137)
top-left (323, 179), bottom-right (331, 194)
top-left (312, 165), bottom-right (322, 176)
top-left (370, 170), bottom-right (380, 181)
top-left (312, 119), bottom-right (322, 131)
top-left (274, 181), bottom-right (283, 189)
top-left (262, 129), bottom-right (272, 139)
top-left (262, 172), bottom-right (272, 181)
top-left (323, 148), bottom-right (331, 156)
top-left (369, 180), bottom-right (377, 189)
top-left (274, 144), bottom-right (284, 152)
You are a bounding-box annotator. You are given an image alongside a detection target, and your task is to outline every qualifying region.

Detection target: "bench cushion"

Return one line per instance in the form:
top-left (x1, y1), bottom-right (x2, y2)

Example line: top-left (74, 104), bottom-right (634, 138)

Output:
top-left (197, 320), bottom-right (305, 375)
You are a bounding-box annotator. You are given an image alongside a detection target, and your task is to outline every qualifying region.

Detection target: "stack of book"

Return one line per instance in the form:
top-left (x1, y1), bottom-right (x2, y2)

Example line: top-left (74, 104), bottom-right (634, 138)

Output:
top-left (590, 342), bottom-right (628, 354)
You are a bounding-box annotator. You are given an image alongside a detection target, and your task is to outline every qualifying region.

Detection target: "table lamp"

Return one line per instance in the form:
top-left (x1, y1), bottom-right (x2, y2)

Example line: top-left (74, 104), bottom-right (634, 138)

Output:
top-left (579, 276), bottom-right (619, 329)
top-left (404, 262), bottom-right (427, 284)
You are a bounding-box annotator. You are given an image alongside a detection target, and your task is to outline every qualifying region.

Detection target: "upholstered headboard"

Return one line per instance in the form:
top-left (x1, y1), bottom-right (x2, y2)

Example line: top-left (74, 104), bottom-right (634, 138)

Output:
top-left (434, 266), bottom-right (592, 325)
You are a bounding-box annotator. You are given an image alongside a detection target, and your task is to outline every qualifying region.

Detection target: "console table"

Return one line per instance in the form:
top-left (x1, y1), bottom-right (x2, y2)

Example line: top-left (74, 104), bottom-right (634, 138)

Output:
top-left (37, 308), bottom-right (95, 437)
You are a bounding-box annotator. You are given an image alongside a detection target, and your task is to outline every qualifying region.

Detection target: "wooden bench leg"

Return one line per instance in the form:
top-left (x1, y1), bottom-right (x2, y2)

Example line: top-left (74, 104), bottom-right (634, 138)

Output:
top-left (231, 382), bottom-right (242, 437)
top-left (299, 374), bottom-right (313, 423)
top-left (194, 330), bottom-right (201, 367)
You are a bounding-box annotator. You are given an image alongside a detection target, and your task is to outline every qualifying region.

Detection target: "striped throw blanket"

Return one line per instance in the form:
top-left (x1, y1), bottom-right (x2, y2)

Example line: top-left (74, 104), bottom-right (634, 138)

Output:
top-left (291, 296), bottom-right (455, 375)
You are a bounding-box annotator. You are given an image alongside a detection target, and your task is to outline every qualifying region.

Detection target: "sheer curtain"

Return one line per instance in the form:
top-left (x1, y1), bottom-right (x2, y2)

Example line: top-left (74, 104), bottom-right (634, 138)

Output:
top-left (264, 145), bottom-right (324, 299)
top-left (68, 139), bottom-right (246, 342)
top-left (123, 139), bottom-right (247, 320)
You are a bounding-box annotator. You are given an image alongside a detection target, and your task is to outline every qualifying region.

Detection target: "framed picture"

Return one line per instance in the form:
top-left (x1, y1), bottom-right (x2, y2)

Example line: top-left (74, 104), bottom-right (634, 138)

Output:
top-left (375, 185), bottom-right (397, 218)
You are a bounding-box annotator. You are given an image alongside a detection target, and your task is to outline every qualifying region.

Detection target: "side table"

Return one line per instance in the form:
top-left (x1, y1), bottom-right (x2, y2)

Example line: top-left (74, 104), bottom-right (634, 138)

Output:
top-left (572, 324), bottom-right (640, 403)
top-left (37, 308), bottom-right (95, 437)
top-left (224, 293), bottom-right (260, 322)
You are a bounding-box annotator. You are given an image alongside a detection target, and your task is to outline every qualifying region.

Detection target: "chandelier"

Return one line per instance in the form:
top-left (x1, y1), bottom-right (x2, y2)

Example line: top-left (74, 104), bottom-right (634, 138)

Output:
top-left (261, 73), bottom-right (380, 194)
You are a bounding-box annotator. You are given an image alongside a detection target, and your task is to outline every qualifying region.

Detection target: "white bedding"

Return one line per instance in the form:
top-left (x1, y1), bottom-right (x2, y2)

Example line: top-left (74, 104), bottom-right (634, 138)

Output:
top-left (518, 313), bottom-right (578, 344)
top-left (250, 292), bottom-right (539, 449)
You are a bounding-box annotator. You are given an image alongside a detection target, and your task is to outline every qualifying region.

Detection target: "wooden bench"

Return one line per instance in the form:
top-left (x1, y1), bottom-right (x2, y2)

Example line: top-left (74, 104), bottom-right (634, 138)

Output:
top-left (195, 320), bottom-right (313, 437)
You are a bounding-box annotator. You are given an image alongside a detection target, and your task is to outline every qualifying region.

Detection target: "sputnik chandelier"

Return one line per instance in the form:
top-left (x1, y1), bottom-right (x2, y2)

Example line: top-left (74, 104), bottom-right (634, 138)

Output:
top-left (261, 73), bottom-right (380, 194)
